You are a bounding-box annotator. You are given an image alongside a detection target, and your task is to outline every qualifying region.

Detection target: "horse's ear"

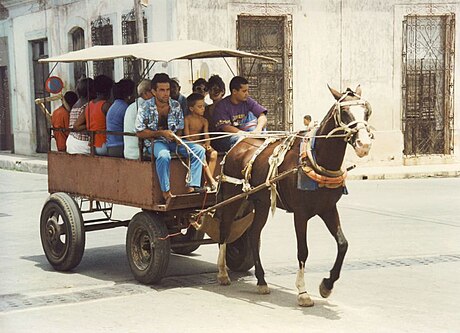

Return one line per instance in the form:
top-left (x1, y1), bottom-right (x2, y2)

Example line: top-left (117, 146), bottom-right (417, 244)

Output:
top-left (328, 84), bottom-right (342, 101)
top-left (355, 85), bottom-right (362, 97)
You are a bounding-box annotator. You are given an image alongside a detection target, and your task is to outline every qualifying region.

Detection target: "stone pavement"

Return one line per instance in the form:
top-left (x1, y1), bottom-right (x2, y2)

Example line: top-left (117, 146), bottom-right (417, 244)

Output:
top-left (0, 151), bottom-right (459, 179)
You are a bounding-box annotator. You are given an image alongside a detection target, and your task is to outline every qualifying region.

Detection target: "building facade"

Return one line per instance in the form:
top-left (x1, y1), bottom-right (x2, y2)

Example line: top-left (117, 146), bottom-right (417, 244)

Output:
top-left (0, 0), bottom-right (458, 167)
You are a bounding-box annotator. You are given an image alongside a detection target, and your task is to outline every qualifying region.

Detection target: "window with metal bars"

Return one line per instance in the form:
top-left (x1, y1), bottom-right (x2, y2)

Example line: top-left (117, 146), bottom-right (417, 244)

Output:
top-left (402, 14), bottom-right (455, 155)
top-left (71, 27), bottom-right (85, 84)
top-left (91, 16), bottom-right (114, 79)
top-left (122, 9), bottom-right (147, 82)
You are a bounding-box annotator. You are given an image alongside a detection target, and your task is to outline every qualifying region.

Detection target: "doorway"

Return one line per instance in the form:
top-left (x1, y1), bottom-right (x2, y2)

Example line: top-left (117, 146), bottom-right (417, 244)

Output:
top-left (0, 66), bottom-right (12, 150)
top-left (31, 38), bottom-right (50, 153)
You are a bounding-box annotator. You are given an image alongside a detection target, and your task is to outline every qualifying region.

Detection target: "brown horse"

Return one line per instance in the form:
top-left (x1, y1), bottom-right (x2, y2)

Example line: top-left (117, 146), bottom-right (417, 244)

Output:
top-left (214, 85), bottom-right (373, 306)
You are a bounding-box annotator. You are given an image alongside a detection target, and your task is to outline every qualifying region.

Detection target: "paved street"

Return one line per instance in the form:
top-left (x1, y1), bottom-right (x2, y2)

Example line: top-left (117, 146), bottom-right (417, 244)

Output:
top-left (0, 169), bottom-right (459, 332)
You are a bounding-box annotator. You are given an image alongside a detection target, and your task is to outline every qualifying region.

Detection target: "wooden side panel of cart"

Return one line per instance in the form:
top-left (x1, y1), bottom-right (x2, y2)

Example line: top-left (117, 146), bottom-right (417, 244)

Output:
top-left (47, 152), bottom-right (216, 211)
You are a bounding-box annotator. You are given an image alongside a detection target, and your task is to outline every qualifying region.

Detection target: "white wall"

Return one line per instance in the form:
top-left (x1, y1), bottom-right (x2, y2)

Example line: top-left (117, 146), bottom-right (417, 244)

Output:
top-left (2, 0), bottom-right (459, 165)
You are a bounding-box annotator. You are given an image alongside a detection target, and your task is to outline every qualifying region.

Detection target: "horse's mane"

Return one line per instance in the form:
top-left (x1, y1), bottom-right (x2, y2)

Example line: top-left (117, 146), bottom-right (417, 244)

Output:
top-left (318, 104), bottom-right (336, 130)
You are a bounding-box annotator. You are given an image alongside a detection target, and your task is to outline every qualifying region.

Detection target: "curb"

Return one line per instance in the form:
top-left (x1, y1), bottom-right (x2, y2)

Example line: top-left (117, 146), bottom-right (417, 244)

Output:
top-left (348, 166), bottom-right (460, 180)
top-left (0, 157), bottom-right (48, 175)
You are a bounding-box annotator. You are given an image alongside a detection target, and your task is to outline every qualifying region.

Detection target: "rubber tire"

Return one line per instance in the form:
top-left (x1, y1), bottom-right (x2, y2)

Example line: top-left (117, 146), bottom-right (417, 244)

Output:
top-left (226, 230), bottom-right (255, 272)
top-left (40, 192), bottom-right (85, 271)
top-left (126, 211), bottom-right (170, 284)
top-left (171, 228), bottom-right (205, 255)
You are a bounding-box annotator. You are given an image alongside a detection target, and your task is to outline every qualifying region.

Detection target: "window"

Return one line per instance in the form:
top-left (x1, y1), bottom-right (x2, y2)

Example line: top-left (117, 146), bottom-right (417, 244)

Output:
top-left (91, 16), bottom-right (114, 79)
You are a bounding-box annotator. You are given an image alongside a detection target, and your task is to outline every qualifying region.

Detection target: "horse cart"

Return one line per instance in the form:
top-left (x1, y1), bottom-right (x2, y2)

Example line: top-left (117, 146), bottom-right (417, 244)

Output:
top-left (38, 40), bottom-right (276, 284)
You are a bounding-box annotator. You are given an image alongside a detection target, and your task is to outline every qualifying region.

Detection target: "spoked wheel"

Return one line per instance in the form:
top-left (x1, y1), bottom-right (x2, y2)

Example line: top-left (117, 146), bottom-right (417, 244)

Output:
top-left (226, 230), bottom-right (255, 272)
top-left (126, 211), bottom-right (170, 284)
top-left (171, 227), bottom-right (205, 255)
top-left (40, 192), bottom-right (85, 271)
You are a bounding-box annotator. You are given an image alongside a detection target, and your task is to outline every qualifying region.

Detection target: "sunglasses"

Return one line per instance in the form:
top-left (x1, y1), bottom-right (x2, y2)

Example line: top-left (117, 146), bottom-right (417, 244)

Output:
top-left (210, 86), bottom-right (223, 93)
top-left (195, 86), bottom-right (208, 92)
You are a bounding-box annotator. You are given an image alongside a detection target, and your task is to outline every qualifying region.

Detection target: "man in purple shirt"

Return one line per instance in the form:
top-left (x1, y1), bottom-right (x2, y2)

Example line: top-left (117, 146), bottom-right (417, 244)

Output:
top-left (213, 76), bottom-right (268, 151)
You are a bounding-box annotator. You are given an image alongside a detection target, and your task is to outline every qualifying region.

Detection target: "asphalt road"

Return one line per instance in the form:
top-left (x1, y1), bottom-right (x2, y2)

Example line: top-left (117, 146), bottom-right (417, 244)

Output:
top-left (0, 170), bottom-right (459, 332)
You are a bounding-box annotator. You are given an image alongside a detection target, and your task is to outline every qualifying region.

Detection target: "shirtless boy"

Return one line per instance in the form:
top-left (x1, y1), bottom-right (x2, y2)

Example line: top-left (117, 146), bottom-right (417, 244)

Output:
top-left (184, 93), bottom-right (218, 190)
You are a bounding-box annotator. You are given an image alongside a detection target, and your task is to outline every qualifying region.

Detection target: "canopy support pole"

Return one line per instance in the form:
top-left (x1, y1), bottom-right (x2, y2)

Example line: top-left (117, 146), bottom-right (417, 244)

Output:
top-left (222, 57), bottom-right (235, 76)
top-left (247, 58), bottom-right (257, 77)
top-left (190, 59), bottom-right (194, 82)
top-left (141, 60), bottom-right (156, 78)
top-left (45, 62), bottom-right (59, 82)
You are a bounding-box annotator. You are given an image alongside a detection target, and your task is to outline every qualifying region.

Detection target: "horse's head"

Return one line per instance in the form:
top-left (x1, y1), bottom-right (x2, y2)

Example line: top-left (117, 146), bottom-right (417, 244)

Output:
top-left (327, 85), bottom-right (373, 158)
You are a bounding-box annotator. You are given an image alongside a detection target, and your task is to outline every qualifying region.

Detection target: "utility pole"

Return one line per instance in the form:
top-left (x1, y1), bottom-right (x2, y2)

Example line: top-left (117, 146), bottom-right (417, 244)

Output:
top-left (134, 0), bottom-right (146, 80)
top-left (134, 0), bottom-right (145, 43)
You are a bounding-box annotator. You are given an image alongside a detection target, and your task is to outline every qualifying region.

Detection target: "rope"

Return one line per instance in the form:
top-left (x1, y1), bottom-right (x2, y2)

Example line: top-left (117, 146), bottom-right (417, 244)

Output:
top-left (175, 144), bottom-right (192, 184)
top-left (159, 183), bottom-right (211, 241)
top-left (171, 133), bottom-right (207, 168)
top-left (177, 130), bottom-right (356, 146)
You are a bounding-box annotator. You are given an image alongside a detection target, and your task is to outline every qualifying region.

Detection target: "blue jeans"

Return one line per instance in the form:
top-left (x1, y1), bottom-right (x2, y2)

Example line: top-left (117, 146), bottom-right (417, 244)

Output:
top-left (213, 134), bottom-right (240, 152)
top-left (148, 140), bottom-right (206, 192)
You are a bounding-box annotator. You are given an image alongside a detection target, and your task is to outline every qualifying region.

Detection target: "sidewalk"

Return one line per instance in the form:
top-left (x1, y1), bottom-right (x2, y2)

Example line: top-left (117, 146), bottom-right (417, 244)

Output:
top-left (0, 151), bottom-right (459, 179)
top-left (0, 152), bottom-right (48, 175)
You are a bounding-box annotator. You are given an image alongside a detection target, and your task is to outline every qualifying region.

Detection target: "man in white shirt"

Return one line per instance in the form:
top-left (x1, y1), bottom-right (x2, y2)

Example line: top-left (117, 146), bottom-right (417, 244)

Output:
top-left (123, 79), bottom-right (154, 159)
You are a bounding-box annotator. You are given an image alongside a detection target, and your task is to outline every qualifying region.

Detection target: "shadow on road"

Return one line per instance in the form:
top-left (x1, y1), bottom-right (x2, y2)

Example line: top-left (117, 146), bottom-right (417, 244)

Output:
top-left (22, 245), bottom-right (340, 319)
top-left (22, 244), bottom-right (219, 283)
top-left (195, 278), bottom-right (341, 320)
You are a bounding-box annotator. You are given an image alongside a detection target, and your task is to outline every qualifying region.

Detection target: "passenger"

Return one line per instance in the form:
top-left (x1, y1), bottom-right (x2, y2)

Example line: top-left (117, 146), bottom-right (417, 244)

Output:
top-left (192, 78), bottom-right (209, 99)
top-left (51, 91), bottom-right (78, 152)
top-left (204, 74), bottom-right (225, 132)
top-left (66, 78), bottom-right (95, 154)
top-left (303, 114), bottom-right (312, 130)
top-left (124, 79), bottom-right (154, 160)
top-left (74, 75), bottom-right (113, 155)
top-left (213, 76), bottom-right (268, 152)
top-left (169, 77), bottom-right (188, 116)
top-left (185, 93), bottom-right (218, 191)
top-left (135, 73), bottom-right (206, 202)
top-left (106, 79), bottom-right (135, 157)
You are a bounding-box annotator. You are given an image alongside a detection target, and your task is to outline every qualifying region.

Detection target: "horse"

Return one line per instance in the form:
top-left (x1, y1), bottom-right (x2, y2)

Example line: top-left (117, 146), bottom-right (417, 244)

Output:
top-left (213, 85), bottom-right (373, 306)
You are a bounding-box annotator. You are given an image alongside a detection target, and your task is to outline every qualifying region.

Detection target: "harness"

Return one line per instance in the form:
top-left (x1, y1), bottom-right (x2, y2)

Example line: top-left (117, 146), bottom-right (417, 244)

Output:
top-left (299, 128), bottom-right (346, 188)
top-left (218, 91), bottom-right (372, 210)
top-left (327, 92), bottom-right (373, 142)
top-left (219, 134), bottom-right (297, 214)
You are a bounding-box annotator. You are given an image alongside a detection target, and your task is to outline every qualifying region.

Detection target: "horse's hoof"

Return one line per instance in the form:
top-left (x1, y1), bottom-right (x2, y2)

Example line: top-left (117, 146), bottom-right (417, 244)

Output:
top-left (217, 274), bottom-right (231, 286)
top-left (319, 279), bottom-right (332, 298)
top-left (297, 293), bottom-right (314, 307)
top-left (257, 285), bottom-right (270, 294)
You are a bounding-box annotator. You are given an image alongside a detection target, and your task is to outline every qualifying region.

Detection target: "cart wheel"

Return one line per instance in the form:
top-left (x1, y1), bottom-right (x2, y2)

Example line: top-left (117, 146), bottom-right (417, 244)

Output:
top-left (40, 192), bottom-right (85, 271)
top-left (126, 212), bottom-right (170, 284)
top-left (226, 230), bottom-right (255, 272)
top-left (171, 227), bottom-right (205, 255)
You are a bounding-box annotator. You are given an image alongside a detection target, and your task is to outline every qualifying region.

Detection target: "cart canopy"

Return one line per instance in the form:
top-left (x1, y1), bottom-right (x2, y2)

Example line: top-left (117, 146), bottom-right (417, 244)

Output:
top-left (39, 40), bottom-right (277, 63)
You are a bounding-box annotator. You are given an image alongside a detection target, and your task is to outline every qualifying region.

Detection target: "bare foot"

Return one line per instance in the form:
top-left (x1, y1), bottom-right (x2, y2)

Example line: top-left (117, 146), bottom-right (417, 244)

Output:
top-left (209, 180), bottom-right (218, 192)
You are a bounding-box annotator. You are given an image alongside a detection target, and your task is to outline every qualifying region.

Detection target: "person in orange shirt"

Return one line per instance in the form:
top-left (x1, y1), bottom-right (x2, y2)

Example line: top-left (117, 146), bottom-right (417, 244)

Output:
top-left (74, 75), bottom-right (113, 155)
top-left (51, 91), bottom-right (78, 152)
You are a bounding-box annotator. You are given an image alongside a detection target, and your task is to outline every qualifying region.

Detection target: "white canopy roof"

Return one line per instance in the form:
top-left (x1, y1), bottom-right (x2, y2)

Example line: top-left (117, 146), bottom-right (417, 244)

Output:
top-left (39, 40), bottom-right (276, 63)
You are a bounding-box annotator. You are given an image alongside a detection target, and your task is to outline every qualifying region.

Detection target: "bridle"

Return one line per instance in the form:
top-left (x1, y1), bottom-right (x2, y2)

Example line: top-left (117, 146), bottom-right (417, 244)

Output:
top-left (326, 91), bottom-right (374, 145)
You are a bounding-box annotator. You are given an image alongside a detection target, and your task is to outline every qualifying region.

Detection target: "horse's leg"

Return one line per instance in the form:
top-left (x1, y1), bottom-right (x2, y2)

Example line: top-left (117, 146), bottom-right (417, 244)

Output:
top-left (318, 206), bottom-right (348, 298)
top-left (217, 243), bottom-right (230, 285)
top-left (294, 211), bottom-right (314, 307)
top-left (216, 197), bottom-right (243, 286)
top-left (248, 198), bottom-right (271, 294)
